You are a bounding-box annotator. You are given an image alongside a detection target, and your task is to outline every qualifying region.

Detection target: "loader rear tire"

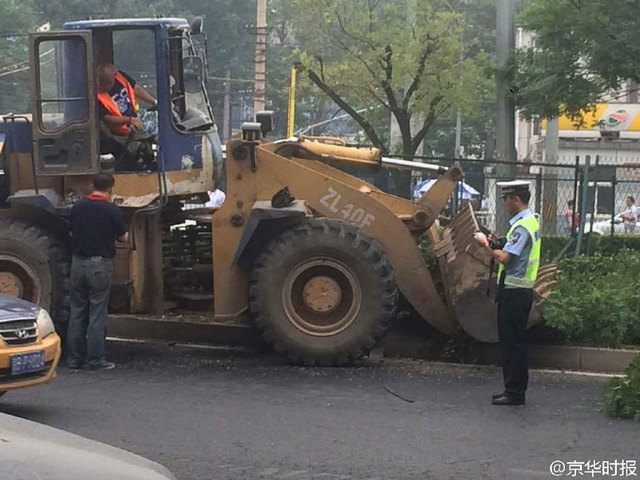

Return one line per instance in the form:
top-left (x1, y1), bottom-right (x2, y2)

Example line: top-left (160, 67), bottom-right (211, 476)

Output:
top-left (249, 219), bottom-right (398, 366)
top-left (0, 219), bottom-right (70, 338)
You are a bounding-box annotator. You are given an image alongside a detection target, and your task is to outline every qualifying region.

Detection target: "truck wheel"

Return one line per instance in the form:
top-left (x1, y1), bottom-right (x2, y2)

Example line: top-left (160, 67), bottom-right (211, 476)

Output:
top-left (0, 219), bottom-right (70, 337)
top-left (249, 219), bottom-right (398, 366)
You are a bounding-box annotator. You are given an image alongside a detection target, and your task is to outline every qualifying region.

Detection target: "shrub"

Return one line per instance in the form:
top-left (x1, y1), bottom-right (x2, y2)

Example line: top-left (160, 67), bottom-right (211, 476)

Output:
top-left (543, 251), bottom-right (640, 347)
top-left (603, 354), bottom-right (640, 421)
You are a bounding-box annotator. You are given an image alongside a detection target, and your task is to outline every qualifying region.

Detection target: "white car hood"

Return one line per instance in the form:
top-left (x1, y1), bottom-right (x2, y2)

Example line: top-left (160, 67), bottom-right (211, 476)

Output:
top-left (0, 413), bottom-right (176, 480)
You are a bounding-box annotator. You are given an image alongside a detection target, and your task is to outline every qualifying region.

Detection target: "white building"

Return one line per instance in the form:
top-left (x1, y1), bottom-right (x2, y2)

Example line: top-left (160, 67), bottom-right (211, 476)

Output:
top-left (508, 29), bottom-right (640, 235)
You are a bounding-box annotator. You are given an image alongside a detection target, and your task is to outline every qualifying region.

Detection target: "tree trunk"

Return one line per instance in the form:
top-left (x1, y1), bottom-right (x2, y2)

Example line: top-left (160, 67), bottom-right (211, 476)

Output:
top-left (389, 110), bottom-right (417, 199)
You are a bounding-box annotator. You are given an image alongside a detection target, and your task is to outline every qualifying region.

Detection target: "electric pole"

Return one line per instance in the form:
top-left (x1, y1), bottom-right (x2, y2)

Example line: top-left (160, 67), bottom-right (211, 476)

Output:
top-left (495, 0), bottom-right (517, 231)
top-left (543, 117), bottom-right (559, 234)
top-left (223, 68), bottom-right (231, 141)
top-left (254, 0), bottom-right (267, 115)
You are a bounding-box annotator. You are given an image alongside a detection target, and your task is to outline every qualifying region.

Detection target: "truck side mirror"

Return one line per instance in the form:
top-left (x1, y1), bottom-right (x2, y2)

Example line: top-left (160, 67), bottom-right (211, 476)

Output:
top-left (183, 56), bottom-right (204, 93)
top-left (191, 17), bottom-right (204, 35)
top-left (256, 110), bottom-right (274, 136)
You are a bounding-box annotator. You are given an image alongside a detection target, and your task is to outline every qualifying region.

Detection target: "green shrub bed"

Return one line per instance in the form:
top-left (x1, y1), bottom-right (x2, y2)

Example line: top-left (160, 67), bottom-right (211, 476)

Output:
top-left (543, 251), bottom-right (640, 348)
top-left (541, 235), bottom-right (640, 262)
top-left (603, 355), bottom-right (640, 421)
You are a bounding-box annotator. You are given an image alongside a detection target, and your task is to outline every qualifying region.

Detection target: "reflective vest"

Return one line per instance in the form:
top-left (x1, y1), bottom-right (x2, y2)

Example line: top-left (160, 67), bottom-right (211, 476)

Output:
top-left (97, 71), bottom-right (138, 135)
top-left (497, 214), bottom-right (541, 289)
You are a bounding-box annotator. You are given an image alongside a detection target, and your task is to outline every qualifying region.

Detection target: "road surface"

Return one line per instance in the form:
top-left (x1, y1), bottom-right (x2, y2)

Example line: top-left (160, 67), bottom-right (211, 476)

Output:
top-left (2, 340), bottom-right (638, 480)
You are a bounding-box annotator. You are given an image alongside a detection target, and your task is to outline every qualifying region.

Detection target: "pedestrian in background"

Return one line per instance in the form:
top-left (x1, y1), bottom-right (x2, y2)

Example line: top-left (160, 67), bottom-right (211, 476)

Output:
top-left (480, 193), bottom-right (489, 211)
top-left (67, 173), bottom-right (128, 370)
top-left (474, 181), bottom-right (540, 406)
top-left (620, 196), bottom-right (638, 234)
top-left (563, 199), bottom-right (579, 236)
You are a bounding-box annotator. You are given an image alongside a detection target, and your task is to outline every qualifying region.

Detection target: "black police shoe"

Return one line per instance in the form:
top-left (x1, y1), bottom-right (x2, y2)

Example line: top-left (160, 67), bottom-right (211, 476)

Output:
top-left (492, 392), bottom-right (506, 400)
top-left (492, 394), bottom-right (525, 406)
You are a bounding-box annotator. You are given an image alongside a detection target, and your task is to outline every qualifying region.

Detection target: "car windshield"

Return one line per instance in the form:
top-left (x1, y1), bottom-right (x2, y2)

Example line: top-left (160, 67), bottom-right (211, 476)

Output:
top-left (168, 30), bottom-right (214, 132)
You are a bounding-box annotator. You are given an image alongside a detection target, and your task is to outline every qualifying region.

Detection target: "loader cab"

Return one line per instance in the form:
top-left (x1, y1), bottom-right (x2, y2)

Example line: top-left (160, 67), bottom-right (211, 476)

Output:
top-left (29, 18), bottom-right (221, 181)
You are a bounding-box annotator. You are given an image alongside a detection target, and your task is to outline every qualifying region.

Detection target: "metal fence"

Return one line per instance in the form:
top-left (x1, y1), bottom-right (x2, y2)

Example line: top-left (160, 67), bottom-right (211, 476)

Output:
top-left (409, 154), bottom-right (640, 247)
top-left (178, 151), bottom-right (640, 258)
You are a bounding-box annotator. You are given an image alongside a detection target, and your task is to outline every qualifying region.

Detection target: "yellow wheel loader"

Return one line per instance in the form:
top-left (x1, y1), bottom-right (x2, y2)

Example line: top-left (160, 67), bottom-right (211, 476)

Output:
top-left (209, 125), bottom-right (555, 364)
top-left (0, 18), bottom-right (554, 365)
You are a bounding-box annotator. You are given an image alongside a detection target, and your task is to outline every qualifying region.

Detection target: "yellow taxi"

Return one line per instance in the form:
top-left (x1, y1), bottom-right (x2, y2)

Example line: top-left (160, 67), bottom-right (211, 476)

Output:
top-left (0, 295), bottom-right (61, 397)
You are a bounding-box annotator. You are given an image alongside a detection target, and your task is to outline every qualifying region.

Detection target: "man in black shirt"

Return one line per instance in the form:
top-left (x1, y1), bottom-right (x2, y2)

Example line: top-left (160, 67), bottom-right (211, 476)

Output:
top-left (67, 173), bottom-right (128, 370)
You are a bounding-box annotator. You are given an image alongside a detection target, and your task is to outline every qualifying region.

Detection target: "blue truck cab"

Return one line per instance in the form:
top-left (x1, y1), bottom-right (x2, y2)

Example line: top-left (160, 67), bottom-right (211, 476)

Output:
top-left (1, 18), bottom-right (222, 207)
top-left (0, 18), bottom-right (223, 330)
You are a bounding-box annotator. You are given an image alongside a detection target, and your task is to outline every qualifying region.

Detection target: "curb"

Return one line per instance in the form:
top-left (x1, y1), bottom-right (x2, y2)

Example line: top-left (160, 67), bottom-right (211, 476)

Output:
top-left (107, 314), bottom-right (263, 347)
top-left (383, 332), bottom-right (639, 374)
top-left (107, 315), bottom-right (639, 374)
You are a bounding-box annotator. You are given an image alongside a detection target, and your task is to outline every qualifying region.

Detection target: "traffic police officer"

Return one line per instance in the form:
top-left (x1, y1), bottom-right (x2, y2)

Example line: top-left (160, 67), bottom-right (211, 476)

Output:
top-left (474, 181), bottom-right (541, 406)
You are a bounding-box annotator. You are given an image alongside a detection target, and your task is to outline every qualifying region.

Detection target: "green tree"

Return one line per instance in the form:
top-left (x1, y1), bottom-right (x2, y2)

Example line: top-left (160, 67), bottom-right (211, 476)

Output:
top-left (0, 0), bottom-right (182, 113)
top-left (31, 0), bottom-right (177, 28)
top-left (288, 0), bottom-right (488, 156)
top-left (422, 0), bottom-right (496, 159)
top-left (514, 0), bottom-right (640, 120)
top-left (0, 0), bottom-right (37, 112)
top-left (266, 0), bottom-right (348, 138)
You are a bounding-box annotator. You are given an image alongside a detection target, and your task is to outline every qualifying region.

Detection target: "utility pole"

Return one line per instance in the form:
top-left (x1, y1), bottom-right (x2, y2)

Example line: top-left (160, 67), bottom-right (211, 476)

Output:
top-left (387, 0), bottom-right (420, 198)
top-left (454, 31), bottom-right (464, 162)
top-left (287, 66), bottom-right (297, 138)
top-left (543, 117), bottom-right (559, 234)
top-left (389, 0), bottom-right (417, 155)
top-left (495, 0), bottom-right (517, 232)
top-left (452, 30), bottom-right (464, 214)
top-left (254, 0), bottom-right (267, 115)
top-left (223, 68), bottom-right (231, 142)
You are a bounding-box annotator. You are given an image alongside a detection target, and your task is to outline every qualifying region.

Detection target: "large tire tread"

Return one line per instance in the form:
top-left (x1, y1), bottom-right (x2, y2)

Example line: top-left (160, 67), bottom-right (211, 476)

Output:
top-left (249, 218), bottom-right (398, 366)
top-left (0, 218), bottom-right (70, 335)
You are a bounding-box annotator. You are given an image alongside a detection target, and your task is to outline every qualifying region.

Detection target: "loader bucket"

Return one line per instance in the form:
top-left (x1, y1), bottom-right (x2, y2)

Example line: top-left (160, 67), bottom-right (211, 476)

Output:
top-left (432, 204), bottom-right (557, 342)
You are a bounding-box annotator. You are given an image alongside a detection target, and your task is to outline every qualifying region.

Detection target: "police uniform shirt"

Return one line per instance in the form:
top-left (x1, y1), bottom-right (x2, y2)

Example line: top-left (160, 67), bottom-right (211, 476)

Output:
top-left (502, 208), bottom-right (534, 289)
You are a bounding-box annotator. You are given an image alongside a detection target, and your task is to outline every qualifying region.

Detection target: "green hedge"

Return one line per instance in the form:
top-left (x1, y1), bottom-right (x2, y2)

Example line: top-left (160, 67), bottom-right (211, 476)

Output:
top-left (543, 251), bottom-right (640, 347)
top-left (603, 355), bottom-right (640, 421)
top-left (541, 235), bottom-right (640, 263)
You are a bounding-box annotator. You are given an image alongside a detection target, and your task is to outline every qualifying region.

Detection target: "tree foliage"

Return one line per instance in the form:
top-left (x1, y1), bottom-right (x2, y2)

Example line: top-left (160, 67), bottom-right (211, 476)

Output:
top-left (0, 0), bottom-right (37, 112)
top-left (288, 0), bottom-right (490, 157)
top-left (0, 0), bottom-right (495, 159)
top-left (515, 0), bottom-right (640, 120)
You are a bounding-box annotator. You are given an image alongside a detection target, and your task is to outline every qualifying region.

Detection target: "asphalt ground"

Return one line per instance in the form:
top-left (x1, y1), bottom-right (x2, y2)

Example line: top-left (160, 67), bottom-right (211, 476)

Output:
top-left (1, 339), bottom-right (638, 480)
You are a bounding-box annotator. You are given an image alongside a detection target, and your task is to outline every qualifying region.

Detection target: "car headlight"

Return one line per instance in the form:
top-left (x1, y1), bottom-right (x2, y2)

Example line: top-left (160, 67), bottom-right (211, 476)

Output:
top-left (36, 308), bottom-right (56, 338)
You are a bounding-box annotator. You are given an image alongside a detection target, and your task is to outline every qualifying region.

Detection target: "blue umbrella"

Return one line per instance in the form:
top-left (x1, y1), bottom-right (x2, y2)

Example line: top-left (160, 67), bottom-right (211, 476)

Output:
top-left (413, 179), bottom-right (481, 201)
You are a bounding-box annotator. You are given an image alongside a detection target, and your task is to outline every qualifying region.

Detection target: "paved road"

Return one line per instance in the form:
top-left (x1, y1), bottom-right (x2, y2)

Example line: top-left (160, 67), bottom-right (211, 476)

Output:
top-left (2, 340), bottom-right (638, 480)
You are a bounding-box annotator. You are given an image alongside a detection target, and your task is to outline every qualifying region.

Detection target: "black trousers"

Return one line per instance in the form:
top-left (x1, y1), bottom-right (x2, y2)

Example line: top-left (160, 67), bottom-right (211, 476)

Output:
top-left (497, 288), bottom-right (533, 398)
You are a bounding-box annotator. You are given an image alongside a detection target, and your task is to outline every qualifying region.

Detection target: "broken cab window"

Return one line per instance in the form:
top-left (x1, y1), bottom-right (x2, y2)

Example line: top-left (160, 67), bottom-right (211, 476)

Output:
top-left (37, 38), bottom-right (89, 132)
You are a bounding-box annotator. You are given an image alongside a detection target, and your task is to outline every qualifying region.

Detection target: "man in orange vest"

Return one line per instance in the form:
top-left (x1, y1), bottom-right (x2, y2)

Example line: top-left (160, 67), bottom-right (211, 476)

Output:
top-left (97, 63), bottom-right (157, 137)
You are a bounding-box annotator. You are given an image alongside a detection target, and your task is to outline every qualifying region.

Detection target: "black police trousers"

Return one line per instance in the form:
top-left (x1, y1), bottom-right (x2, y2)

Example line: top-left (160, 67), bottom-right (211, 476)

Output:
top-left (497, 288), bottom-right (533, 398)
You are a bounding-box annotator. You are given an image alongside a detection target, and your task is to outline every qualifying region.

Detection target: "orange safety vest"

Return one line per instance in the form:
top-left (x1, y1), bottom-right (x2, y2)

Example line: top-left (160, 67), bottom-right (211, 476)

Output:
top-left (97, 71), bottom-right (138, 135)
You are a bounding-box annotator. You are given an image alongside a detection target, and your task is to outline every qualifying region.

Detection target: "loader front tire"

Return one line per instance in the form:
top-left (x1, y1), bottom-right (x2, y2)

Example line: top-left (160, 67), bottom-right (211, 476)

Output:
top-left (249, 219), bottom-right (398, 366)
top-left (0, 219), bottom-right (70, 337)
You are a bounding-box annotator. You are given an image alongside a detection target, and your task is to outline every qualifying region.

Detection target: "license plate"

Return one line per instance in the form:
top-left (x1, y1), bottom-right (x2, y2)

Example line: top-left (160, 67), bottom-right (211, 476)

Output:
top-left (11, 351), bottom-right (45, 376)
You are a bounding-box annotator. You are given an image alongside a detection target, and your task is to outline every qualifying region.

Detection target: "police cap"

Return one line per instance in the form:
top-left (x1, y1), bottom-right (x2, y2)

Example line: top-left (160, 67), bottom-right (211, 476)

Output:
top-left (497, 180), bottom-right (530, 199)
